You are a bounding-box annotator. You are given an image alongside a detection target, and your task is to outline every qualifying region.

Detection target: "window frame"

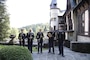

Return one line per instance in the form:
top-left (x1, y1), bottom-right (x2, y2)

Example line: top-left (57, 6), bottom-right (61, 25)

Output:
top-left (78, 9), bottom-right (90, 36)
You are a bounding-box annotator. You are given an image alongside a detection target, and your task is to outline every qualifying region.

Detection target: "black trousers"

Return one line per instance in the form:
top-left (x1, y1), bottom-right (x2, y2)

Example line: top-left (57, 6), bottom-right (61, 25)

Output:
top-left (28, 40), bottom-right (33, 53)
top-left (19, 40), bottom-right (22, 46)
top-left (19, 39), bottom-right (25, 46)
top-left (22, 39), bottom-right (25, 47)
top-left (58, 41), bottom-right (64, 56)
top-left (38, 42), bottom-right (43, 53)
top-left (48, 37), bottom-right (54, 53)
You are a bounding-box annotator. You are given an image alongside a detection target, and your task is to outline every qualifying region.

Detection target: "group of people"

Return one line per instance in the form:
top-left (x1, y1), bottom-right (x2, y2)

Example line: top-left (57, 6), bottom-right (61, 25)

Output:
top-left (47, 25), bottom-right (65, 57)
top-left (18, 25), bottom-right (65, 57)
top-left (18, 29), bottom-right (44, 54)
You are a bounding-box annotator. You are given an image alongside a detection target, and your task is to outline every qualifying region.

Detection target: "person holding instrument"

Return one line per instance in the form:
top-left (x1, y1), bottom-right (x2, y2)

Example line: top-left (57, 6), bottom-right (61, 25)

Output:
top-left (47, 27), bottom-right (54, 54)
top-left (36, 29), bottom-right (44, 53)
top-left (27, 29), bottom-right (34, 53)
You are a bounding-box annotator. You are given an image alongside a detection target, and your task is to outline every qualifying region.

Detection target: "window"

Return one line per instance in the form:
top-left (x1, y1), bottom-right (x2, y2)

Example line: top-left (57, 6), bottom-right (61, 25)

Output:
top-left (54, 26), bottom-right (56, 30)
top-left (81, 10), bottom-right (89, 35)
top-left (68, 13), bottom-right (73, 30)
top-left (84, 10), bottom-right (89, 35)
top-left (54, 18), bottom-right (56, 21)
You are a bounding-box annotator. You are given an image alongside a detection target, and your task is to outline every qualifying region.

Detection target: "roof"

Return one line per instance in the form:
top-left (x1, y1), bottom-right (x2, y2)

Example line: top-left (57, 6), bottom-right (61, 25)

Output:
top-left (50, 0), bottom-right (57, 9)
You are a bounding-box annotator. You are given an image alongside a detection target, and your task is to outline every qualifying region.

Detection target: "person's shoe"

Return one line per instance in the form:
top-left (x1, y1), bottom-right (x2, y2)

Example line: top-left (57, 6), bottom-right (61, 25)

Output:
top-left (48, 52), bottom-right (51, 53)
top-left (62, 55), bottom-right (65, 57)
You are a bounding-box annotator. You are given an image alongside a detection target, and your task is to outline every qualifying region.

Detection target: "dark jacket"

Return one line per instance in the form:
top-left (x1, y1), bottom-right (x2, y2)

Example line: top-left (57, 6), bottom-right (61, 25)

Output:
top-left (57, 30), bottom-right (65, 44)
top-left (18, 33), bottom-right (26, 39)
top-left (27, 32), bottom-right (34, 40)
top-left (36, 32), bottom-right (44, 43)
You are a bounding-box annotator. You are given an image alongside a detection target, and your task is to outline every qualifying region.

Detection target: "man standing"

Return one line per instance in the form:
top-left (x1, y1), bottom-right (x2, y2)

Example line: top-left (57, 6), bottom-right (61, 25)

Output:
top-left (57, 24), bottom-right (65, 57)
top-left (18, 29), bottom-right (26, 46)
top-left (47, 27), bottom-right (54, 54)
top-left (27, 29), bottom-right (34, 53)
top-left (36, 29), bottom-right (44, 53)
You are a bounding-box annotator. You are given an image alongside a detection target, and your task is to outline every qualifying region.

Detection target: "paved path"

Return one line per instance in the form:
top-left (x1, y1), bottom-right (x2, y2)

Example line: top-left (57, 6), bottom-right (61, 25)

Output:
top-left (32, 47), bottom-right (90, 60)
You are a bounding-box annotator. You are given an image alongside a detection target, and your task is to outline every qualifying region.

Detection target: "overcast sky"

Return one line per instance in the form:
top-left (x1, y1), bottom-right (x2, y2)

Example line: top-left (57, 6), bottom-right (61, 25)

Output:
top-left (6, 0), bottom-right (67, 28)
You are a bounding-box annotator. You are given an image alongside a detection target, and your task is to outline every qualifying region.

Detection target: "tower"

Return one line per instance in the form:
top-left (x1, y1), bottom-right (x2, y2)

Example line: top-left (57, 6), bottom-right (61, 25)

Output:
top-left (50, 0), bottom-right (59, 30)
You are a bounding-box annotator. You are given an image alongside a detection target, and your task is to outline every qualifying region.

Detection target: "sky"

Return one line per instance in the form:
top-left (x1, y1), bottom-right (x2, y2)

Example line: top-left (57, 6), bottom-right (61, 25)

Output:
top-left (6, 0), bottom-right (67, 28)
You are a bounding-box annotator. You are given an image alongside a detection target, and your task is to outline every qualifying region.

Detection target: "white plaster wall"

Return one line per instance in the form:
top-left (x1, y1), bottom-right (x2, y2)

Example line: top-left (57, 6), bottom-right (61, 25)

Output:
top-left (50, 9), bottom-right (59, 18)
top-left (50, 9), bottom-right (59, 30)
top-left (50, 17), bottom-right (58, 30)
top-left (78, 36), bottom-right (90, 42)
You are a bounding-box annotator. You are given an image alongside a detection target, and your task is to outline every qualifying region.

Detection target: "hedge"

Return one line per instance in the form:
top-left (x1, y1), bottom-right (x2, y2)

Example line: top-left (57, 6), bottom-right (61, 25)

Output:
top-left (0, 45), bottom-right (33, 60)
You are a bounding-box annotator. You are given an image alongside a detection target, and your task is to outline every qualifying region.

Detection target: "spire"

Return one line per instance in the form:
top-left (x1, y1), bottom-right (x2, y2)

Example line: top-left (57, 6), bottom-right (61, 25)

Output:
top-left (50, 0), bottom-right (57, 9)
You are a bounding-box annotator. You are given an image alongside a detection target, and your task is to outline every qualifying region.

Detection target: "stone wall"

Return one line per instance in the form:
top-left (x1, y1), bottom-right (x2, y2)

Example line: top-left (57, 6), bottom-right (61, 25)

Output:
top-left (78, 35), bottom-right (90, 42)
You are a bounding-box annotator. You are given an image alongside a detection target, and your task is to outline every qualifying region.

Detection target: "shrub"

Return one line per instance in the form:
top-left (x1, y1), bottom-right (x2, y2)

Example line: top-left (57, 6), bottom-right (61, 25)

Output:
top-left (0, 45), bottom-right (33, 60)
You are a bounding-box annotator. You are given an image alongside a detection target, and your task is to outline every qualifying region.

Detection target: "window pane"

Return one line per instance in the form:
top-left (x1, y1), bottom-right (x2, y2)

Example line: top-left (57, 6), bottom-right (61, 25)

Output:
top-left (82, 13), bottom-right (85, 27)
top-left (85, 32), bottom-right (88, 35)
top-left (85, 10), bottom-right (89, 35)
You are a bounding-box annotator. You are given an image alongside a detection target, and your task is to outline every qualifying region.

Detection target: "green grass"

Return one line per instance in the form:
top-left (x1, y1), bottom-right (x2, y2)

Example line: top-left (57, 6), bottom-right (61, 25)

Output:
top-left (32, 47), bottom-right (47, 52)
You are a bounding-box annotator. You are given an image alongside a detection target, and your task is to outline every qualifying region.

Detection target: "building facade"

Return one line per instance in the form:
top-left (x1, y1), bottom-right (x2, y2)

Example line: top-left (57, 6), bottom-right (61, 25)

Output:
top-left (64, 0), bottom-right (90, 53)
top-left (73, 0), bottom-right (90, 42)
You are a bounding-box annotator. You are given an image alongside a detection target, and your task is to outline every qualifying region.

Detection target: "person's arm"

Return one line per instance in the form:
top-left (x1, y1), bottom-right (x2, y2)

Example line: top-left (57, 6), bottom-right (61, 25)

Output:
top-left (26, 33), bottom-right (28, 39)
top-left (32, 33), bottom-right (34, 39)
top-left (18, 33), bottom-right (21, 39)
top-left (24, 33), bottom-right (26, 39)
top-left (36, 33), bottom-right (39, 39)
top-left (52, 31), bottom-right (55, 37)
top-left (63, 32), bottom-right (65, 41)
top-left (42, 32), bottom-right (44, 38)
top-left (47, 32), bottom-right (49, 37)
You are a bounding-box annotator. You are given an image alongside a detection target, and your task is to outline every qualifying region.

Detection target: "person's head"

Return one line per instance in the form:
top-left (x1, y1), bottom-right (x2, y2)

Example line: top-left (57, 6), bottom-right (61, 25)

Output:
top-left (21, 29), bottom-right (24, 33)
top-left (39, 29), bottom-right (42, 32)
top-left (29, 29), bottom-right (32, 32)
top-left (59, 26), bottom-right (63, 30)
top-left (58, 23), bottom-right (64, 30)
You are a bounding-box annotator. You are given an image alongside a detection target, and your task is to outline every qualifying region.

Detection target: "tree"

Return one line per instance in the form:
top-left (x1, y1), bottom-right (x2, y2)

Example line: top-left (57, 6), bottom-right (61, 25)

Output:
top-left (10, 27), bottom-right (19, 39)
top-left (23, 28), bottom-right (28, 34)
top-left (0, 0), bottom-right (10, 40)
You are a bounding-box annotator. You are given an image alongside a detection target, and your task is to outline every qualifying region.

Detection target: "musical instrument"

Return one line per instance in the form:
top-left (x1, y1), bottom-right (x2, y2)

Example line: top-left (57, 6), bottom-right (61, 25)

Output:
top-left (40, 35), bottom-right (43, 38)
top-left (37, 39), bottom-right (40, 43)
top-left (47, 32), bottom-right (52, 37)
top-left (54, 32), bottom-right (58, 40)
top-left (19, 34), bottom-right (22, 39)
top-left (36, 35), bottom-right (39, 39)
top-left (29, 35), bottom-right (33, 39)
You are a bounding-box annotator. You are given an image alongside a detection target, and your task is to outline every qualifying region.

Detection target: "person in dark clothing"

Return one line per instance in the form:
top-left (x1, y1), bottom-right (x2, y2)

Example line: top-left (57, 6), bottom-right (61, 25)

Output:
top-left (47, 28), bottom-right (54, 54)
top-left (18, 29), bottom-right (26, 46)
top-left (57, 25), bottom-right (65, 57)
top-left (27, 29), bottom-right (34, 53)
top-left (36, 29), bottom-right (44, 53)
top-left (53, 30), bottom-right (59, 46)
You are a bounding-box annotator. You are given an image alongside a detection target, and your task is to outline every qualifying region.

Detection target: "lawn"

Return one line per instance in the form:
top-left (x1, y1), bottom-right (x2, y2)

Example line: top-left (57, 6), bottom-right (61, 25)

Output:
top-left (32, 46), bottom-right (47, 52)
